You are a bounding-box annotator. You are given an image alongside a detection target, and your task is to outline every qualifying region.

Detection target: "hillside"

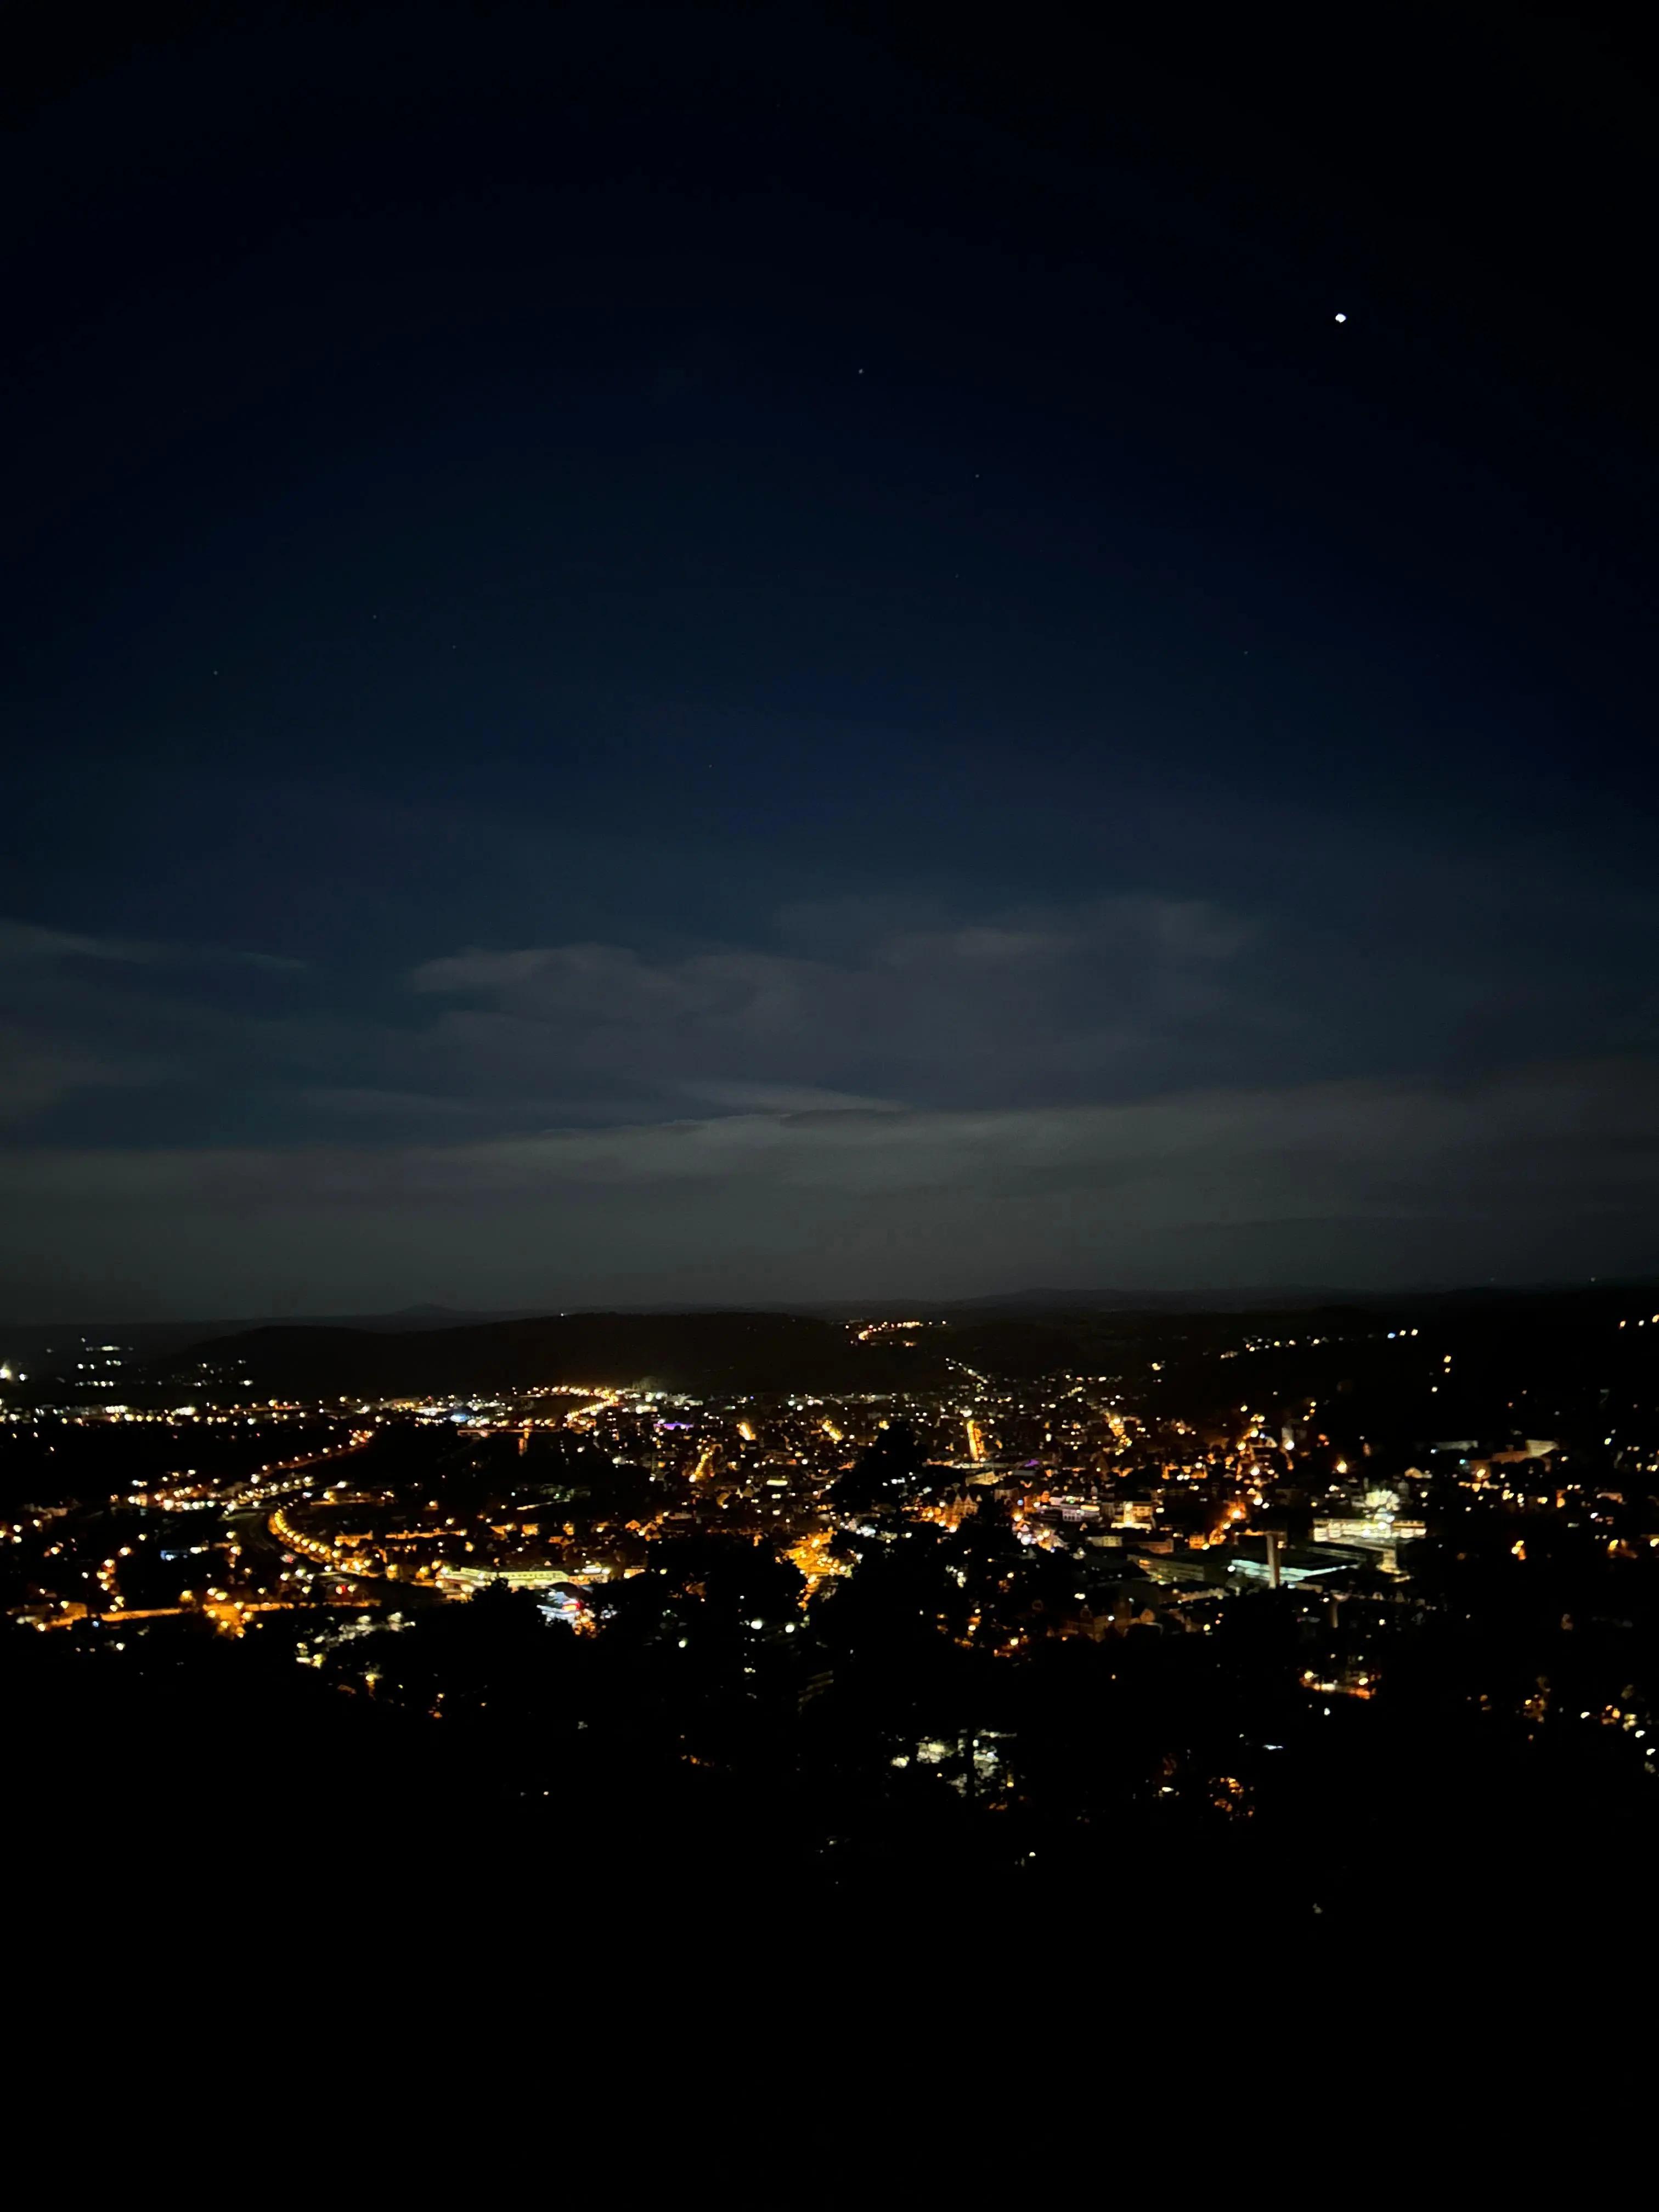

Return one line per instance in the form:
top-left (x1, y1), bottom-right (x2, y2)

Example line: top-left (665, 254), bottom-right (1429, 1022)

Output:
top-left (138, 1283), bottom-right (1658, 1407)
top-left (150, 1310), bottom-right (959, 1399)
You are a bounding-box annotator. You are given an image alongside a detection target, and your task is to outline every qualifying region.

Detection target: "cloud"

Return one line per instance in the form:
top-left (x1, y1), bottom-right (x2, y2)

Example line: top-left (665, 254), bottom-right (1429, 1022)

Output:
top-left (673, 1081), bottom-right (902, 1114)
top-left (0, 919), bottom-right (304, 973)
top-left (297, 1087), bottom-right (516, 1122)
top-left (0, 921), bottom-right (155, 967)
top-left (6, 883), bottom-right (1659, 1311)
top-left (4, 1058), bottom-right (1656, 1314)
top-left (404, 894), bottom-right (1264, 1113)
top-left (0, 1029), bottom-right (160, 1125)
top-left (0, 916), bottom-right (307, 1128)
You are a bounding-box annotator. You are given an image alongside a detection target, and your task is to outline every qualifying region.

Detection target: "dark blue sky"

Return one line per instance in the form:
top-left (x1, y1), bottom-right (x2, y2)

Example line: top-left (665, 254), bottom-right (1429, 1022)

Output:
top-left (4, 2), bottom-right (1657, 1316)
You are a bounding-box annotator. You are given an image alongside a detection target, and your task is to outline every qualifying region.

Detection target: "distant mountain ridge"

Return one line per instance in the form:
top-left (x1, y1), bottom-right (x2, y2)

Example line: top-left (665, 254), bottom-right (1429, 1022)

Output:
top-left (888, 1279), bottom-right (1659, 1316)
top-left (10, 1279), bottom-right (1654, 1393)
top-left (0, 1305), bottom-right (554, 1370)
top-left (127, 1278), bottom-right (1659, 1400)
top-left (149, 1311), bottom-right (953, 1398)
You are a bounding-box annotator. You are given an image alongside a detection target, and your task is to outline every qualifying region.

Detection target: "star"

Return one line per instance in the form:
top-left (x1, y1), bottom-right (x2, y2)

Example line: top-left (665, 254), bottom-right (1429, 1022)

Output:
top-left (1334, 312), bottom-right (1347, 324)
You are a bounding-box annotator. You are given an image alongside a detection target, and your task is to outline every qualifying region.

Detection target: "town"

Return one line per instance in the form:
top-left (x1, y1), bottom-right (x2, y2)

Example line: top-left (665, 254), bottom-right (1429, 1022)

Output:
top-left (6, 1291), bottom-right (1656, 1923)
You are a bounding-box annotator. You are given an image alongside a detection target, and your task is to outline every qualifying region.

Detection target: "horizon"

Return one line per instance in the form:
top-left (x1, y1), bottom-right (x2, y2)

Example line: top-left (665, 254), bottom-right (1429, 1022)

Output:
top-left (6, 1269), bottom-right (1655, 1336)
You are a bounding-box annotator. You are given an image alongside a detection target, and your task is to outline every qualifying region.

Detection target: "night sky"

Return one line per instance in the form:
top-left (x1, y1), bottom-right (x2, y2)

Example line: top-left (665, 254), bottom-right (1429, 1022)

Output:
top-left (4, 3), bottom-right (1656, 1317)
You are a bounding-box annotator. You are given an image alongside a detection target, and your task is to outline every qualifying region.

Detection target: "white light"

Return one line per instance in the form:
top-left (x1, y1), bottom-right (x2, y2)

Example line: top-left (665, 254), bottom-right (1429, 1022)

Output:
top-left (1334, 312), bottom-right (1347, 323)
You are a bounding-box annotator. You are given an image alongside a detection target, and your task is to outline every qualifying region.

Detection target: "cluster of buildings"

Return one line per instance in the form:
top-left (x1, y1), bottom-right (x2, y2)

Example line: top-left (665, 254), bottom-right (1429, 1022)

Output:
top-left (4, 1307), bottom-right (1656, 1791)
